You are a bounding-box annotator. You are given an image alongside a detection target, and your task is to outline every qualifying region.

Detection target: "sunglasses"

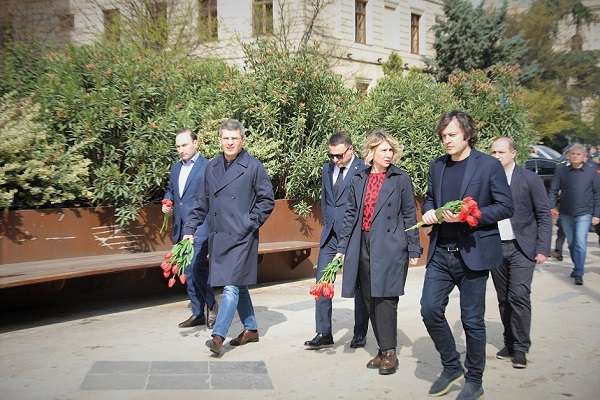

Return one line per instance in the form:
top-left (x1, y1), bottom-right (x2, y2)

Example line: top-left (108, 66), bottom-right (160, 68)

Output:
top-left (328, 147), bottom-right (351, 160)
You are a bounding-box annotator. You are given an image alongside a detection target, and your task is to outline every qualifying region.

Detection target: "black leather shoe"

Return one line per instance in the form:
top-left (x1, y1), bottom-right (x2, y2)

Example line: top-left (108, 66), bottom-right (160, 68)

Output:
top-left (456, 381), bottom-right (484, 400)
top-left (512, 351), bottom-right (527, 369)
top-left (350, 335), bottom-right (366, 348)
top-left (178, 315), bottom-right (205, 328)
top-left (496, 346), bottom-right (513, 360)
top-left (207, 302), bottom-right (218, 329)
top-left (575, 276), bottom-right (583, 285)
top-left (304, 333), bottom-right (334, 349)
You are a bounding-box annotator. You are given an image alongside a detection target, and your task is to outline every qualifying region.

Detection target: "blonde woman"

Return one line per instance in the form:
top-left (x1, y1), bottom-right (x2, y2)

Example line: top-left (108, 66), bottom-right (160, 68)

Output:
top-left (336, 129), bottom-right (421, 375)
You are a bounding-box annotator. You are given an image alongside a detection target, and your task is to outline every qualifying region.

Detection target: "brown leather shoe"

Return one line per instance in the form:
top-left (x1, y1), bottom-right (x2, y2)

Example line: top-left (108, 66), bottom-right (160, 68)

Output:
top-left (207, 302), bottom-right (218, 329)
top-left (378, 349), bottom-right (398, 375)
top-left (229, 330), bottom-right (259, 346)
top-left (205, 335), bottom-right (224, 355)
top-left (366, 351), bottom-right (382, 369)
top-left (178, 314), bottom-right (205, 328)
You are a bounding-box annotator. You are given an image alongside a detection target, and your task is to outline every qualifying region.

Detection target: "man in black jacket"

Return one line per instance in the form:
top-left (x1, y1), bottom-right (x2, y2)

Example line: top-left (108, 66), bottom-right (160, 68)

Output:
top-left (490, 137), bottom-right (552, 370)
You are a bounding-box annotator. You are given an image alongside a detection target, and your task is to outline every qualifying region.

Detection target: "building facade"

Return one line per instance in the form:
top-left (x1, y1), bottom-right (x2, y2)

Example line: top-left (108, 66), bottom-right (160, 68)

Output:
top-left (0, 0), bottom-right (444, 91)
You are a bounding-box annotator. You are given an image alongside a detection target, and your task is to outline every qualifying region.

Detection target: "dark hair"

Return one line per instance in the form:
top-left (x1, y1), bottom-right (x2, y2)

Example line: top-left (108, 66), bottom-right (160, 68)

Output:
top-left (219, 118), bottom-right (245, 138)
top-left (176, 129), bottom-right (197, 141)
top-left (328, 131), bottom-right (353, 147)
top-left (436, 111), bottom-right (477, 146)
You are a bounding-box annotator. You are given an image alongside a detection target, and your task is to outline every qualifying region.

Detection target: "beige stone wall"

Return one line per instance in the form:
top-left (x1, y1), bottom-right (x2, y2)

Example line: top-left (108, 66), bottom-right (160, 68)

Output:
top-left (1, 0), bottom-right (73, 46)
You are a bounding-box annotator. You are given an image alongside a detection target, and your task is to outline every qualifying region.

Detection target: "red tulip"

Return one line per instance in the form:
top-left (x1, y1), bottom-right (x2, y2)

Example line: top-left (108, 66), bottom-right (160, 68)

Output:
top-left (163, 252), bottom-right (172, 260)
top-left (163, 270), bottom-right (171, 278)
top-left (466, 215), bottom-right (478, 227)
top-left (168, 278), bottom-right (176, 287)
top-left (471, 208), bottom-right (481, 219)
top-left (160, 261), bottom-right (171, 271)
top-left (171, 264), bottom-right (178, 274)
top-left (179, 274), bottom-right (187, 284)
top-left (322, 283), bottom-right (334, 299)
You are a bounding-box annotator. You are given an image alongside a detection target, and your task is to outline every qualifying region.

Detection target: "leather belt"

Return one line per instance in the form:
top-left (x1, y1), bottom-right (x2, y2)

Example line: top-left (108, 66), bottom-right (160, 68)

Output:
top-left (437, 244), bottom-right (459, 252)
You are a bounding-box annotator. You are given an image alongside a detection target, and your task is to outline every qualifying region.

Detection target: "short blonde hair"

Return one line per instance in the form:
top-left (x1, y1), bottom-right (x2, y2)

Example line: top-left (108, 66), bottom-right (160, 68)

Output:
top-left (362, 129), bottom-right (403, 166)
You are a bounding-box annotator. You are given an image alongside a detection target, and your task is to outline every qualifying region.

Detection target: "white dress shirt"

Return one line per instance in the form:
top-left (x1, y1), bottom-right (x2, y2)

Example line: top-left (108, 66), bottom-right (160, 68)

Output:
top-left (332, 154), bottom-right (355, 184)
top-left (178, 152), bottom-right (199, 198)
top-left (497, 162), bottom-right (516, 241)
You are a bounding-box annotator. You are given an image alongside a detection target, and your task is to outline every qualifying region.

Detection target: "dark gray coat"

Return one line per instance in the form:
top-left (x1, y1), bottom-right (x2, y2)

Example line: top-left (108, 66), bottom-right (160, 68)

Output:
top-left (337, 165), bottom-right (422, 298)
top-left (183, 150), bottom-right (274, 287)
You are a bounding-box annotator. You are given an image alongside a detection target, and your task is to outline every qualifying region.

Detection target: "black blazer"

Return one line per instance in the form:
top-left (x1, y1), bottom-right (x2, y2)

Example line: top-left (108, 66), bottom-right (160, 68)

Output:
top-left (508, 165), bottom-right (552, 261)
top-left (319, 156), bottom-right (364, 246)
top-left (423, 149), bottom-right (513, 270)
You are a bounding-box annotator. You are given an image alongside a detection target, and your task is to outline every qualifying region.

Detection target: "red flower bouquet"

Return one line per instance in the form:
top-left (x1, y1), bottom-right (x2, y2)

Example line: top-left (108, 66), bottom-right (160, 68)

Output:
top-left (406, 196), bottom-right (481, 231)
top-left (309, 257), bottom-right (343, 299)
top-left (160, 199), bottom-right (173, 234)
top-left (160, 240), bottom-right (194, 287)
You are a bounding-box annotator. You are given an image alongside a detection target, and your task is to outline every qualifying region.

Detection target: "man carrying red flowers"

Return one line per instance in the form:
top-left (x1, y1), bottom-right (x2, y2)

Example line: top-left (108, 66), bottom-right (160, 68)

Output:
top-left (420, 112), bottom-right (513, 400)
top-left (163, 129), bottom-right (218, 329)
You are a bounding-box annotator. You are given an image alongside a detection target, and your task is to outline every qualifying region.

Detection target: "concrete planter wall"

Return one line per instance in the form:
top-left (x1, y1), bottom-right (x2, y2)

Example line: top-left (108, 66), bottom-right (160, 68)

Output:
top-left (0, 199), bottom-right (429, 283)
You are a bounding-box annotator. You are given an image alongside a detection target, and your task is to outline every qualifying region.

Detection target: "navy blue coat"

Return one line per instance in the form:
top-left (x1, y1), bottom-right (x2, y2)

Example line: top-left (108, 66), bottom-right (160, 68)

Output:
top-left (508, 166), bottom-right (552, 261)
top-left (183, 150), bottom-right (274, 287)
top-left (163, 155), bottom-right (209, 247)
top-left (423, 150), bottom-right (513, 270)
top-left (337, 165), bottom-right (422, 297)
top-left (319, 156), bottom-right (364, 246)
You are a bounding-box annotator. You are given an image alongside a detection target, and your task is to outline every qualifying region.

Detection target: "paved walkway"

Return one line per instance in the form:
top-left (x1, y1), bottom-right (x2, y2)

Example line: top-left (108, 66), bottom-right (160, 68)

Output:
top-left (1, 234), bottom-right (599, 400)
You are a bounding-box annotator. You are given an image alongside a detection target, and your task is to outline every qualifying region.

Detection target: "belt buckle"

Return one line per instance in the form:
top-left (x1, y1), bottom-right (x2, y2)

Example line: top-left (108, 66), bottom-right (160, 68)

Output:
top-left (444, 245), bottom-right (459, 252)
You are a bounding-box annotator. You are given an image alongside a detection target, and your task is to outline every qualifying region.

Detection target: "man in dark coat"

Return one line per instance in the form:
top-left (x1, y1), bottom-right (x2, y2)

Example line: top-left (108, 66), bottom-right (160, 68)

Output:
top-left (420, 112), bottom-right (513, 400)
top-left (489, 137), bottom-right (552, 369)
top-left (163, 129), bottom-right (217, 328)
top-left (183, 119), bottom-right (274, 356)
top-left (304, 132), bottom-right (369, 350)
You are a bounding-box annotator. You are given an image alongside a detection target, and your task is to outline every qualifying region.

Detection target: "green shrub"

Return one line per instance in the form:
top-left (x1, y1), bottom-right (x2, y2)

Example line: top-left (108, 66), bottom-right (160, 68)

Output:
top-left (0, 94), bottom-right (91, 208)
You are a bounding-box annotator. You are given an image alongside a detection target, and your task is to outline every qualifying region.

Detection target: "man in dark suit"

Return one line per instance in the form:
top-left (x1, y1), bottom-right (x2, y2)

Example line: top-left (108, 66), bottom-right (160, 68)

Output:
top-left (183, 119), bottom-right (274, 356)
top-left (304, 132), bottom-right (369, 349)
top-left (420, 112), bottom-right (513, 400)
top-left (489, 137), bottom-right (552, 369)
top-left (163, 129), bottom-right (217, 328)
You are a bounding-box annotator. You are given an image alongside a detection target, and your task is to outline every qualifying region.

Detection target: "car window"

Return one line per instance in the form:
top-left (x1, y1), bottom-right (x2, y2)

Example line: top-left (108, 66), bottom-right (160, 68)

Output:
top-left (525, 159), bottom-right (537, 173)
top-left (538, 160), bottom-right (557, 175)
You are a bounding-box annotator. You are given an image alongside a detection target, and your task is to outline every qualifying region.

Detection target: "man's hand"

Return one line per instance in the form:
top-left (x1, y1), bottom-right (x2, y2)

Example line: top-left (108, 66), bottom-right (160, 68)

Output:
top-left (162, 204), bottom-right (173, 214)
top-left (182, 234), bottom-right (194, 244)
top-left (422, 209), bottom-right (438, 225)
top-left (409, 258), bottom-right (419, 266)
top-left (550, 208), bottom-right (559, 218)
top-left (535, 254), bottom-right (547, 265)
top-left (441, 209), bottom-right (460, 223)
top-left (334, 253), bottom-right (345, 262)
top-left (592, 217), bottom-right (600, 226)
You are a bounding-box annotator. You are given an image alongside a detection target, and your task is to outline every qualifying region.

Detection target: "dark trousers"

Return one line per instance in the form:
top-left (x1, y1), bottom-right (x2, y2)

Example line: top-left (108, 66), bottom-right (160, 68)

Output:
top-left (420, 246), bottom-right (489, 384)
top-left (189, 244), bottom-right (216, 317)
top-left (359, 231), bottom-right (399, 351)
top-left (555, 218), bottom-right (566, 253)
top-left (315, 230), bottom-right (369, 335)
top-left (491, 241), bottom-right (534, 353)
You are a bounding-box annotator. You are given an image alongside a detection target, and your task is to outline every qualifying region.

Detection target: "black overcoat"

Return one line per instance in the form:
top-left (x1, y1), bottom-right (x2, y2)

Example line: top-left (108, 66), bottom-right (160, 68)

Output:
top-left (337, 165), bottom-right (422, 298)
top-left (183, 149), bottom-right (274, 287)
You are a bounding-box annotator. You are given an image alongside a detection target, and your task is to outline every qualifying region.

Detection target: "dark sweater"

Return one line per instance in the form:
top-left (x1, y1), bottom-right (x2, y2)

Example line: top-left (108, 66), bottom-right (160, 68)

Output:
top-left (438, 156), bottom-right (469, 243)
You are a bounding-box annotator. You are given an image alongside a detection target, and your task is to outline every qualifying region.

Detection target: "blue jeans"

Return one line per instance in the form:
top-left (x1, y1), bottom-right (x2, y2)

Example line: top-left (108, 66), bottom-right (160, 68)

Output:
top-left (420, 247), bottom-right (489, 384)
top-left (560, 214), bottom-right (592, 277)
top-left (186, 244), bottom-right (215, 317)
top-left (211, 285), bottom-right (257, 339)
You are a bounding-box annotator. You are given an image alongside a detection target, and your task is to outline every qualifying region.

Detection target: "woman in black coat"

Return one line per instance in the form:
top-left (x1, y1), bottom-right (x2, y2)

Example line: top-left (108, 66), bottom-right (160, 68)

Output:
top-left (336, 129), bottom-right (422, 375)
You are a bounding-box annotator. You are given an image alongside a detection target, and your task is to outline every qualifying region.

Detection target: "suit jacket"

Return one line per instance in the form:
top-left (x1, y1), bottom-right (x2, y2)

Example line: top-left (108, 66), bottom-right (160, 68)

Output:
top-left (507, 165), bottom-right (552, 261)
top-left (337, 165), bottom-right (422, 297)
top-left (163, 154), bottom-right (209, 248)
top-left (319, 156), bottom-right (364, 246)
top-left (423, 149), bottom-right (513, 270)
top-left (183, 150), bottom-right (274, 287)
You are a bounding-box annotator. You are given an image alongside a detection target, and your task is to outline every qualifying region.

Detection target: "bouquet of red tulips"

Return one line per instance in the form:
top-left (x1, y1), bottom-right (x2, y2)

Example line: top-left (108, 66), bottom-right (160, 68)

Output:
top-left (160, 199), bottom-right (173, 234)
top-left (406, 196), bottom-right (481, 231)
top-left (309, 257), bottom-right (343, 299)
top-left (160, 239), bottom-right (194, 287)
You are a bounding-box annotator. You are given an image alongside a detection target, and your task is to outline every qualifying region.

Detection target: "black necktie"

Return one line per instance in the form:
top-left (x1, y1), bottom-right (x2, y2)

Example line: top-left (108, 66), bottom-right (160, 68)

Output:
top-left (334, 167), bottom-right (345, 195)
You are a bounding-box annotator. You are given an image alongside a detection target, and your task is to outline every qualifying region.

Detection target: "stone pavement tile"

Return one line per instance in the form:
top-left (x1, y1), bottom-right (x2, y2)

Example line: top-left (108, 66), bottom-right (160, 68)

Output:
top-left (210, 373), bottom-right (273, 390)
top-left (146, 374), bottom-right (210, 390)
top-left (150, 361), bottom-right (209, 374)
top-left (273, 299), bottom-right (345, 311)
top-left (209, 361), bottom-right (268, 375)
top-left (89, 361), bottom-right (150, 374)
top-left (80, 373), bottom-right (147, 390)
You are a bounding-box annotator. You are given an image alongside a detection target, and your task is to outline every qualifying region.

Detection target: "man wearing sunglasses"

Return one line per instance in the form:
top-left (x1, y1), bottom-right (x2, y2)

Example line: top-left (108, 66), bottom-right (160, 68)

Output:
top-left (304, 132), bottom-right (369, 349)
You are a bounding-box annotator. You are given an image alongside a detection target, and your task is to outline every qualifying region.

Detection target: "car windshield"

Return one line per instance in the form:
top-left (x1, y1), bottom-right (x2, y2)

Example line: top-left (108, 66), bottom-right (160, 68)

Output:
top-left (533, 145), bottom-right (561, 160)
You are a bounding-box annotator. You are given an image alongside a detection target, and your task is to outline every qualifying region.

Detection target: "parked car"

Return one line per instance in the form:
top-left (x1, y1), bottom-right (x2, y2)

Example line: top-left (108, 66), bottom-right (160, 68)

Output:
top-left (529, 144), bottom-right (562, 160)
top-left (524, 157), bottom-right (564, 192)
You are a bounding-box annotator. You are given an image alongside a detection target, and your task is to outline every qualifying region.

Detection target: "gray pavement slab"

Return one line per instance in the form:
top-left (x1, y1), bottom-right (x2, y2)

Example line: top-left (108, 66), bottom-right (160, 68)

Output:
top-left (1, 234), bottom-right (599, 399)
